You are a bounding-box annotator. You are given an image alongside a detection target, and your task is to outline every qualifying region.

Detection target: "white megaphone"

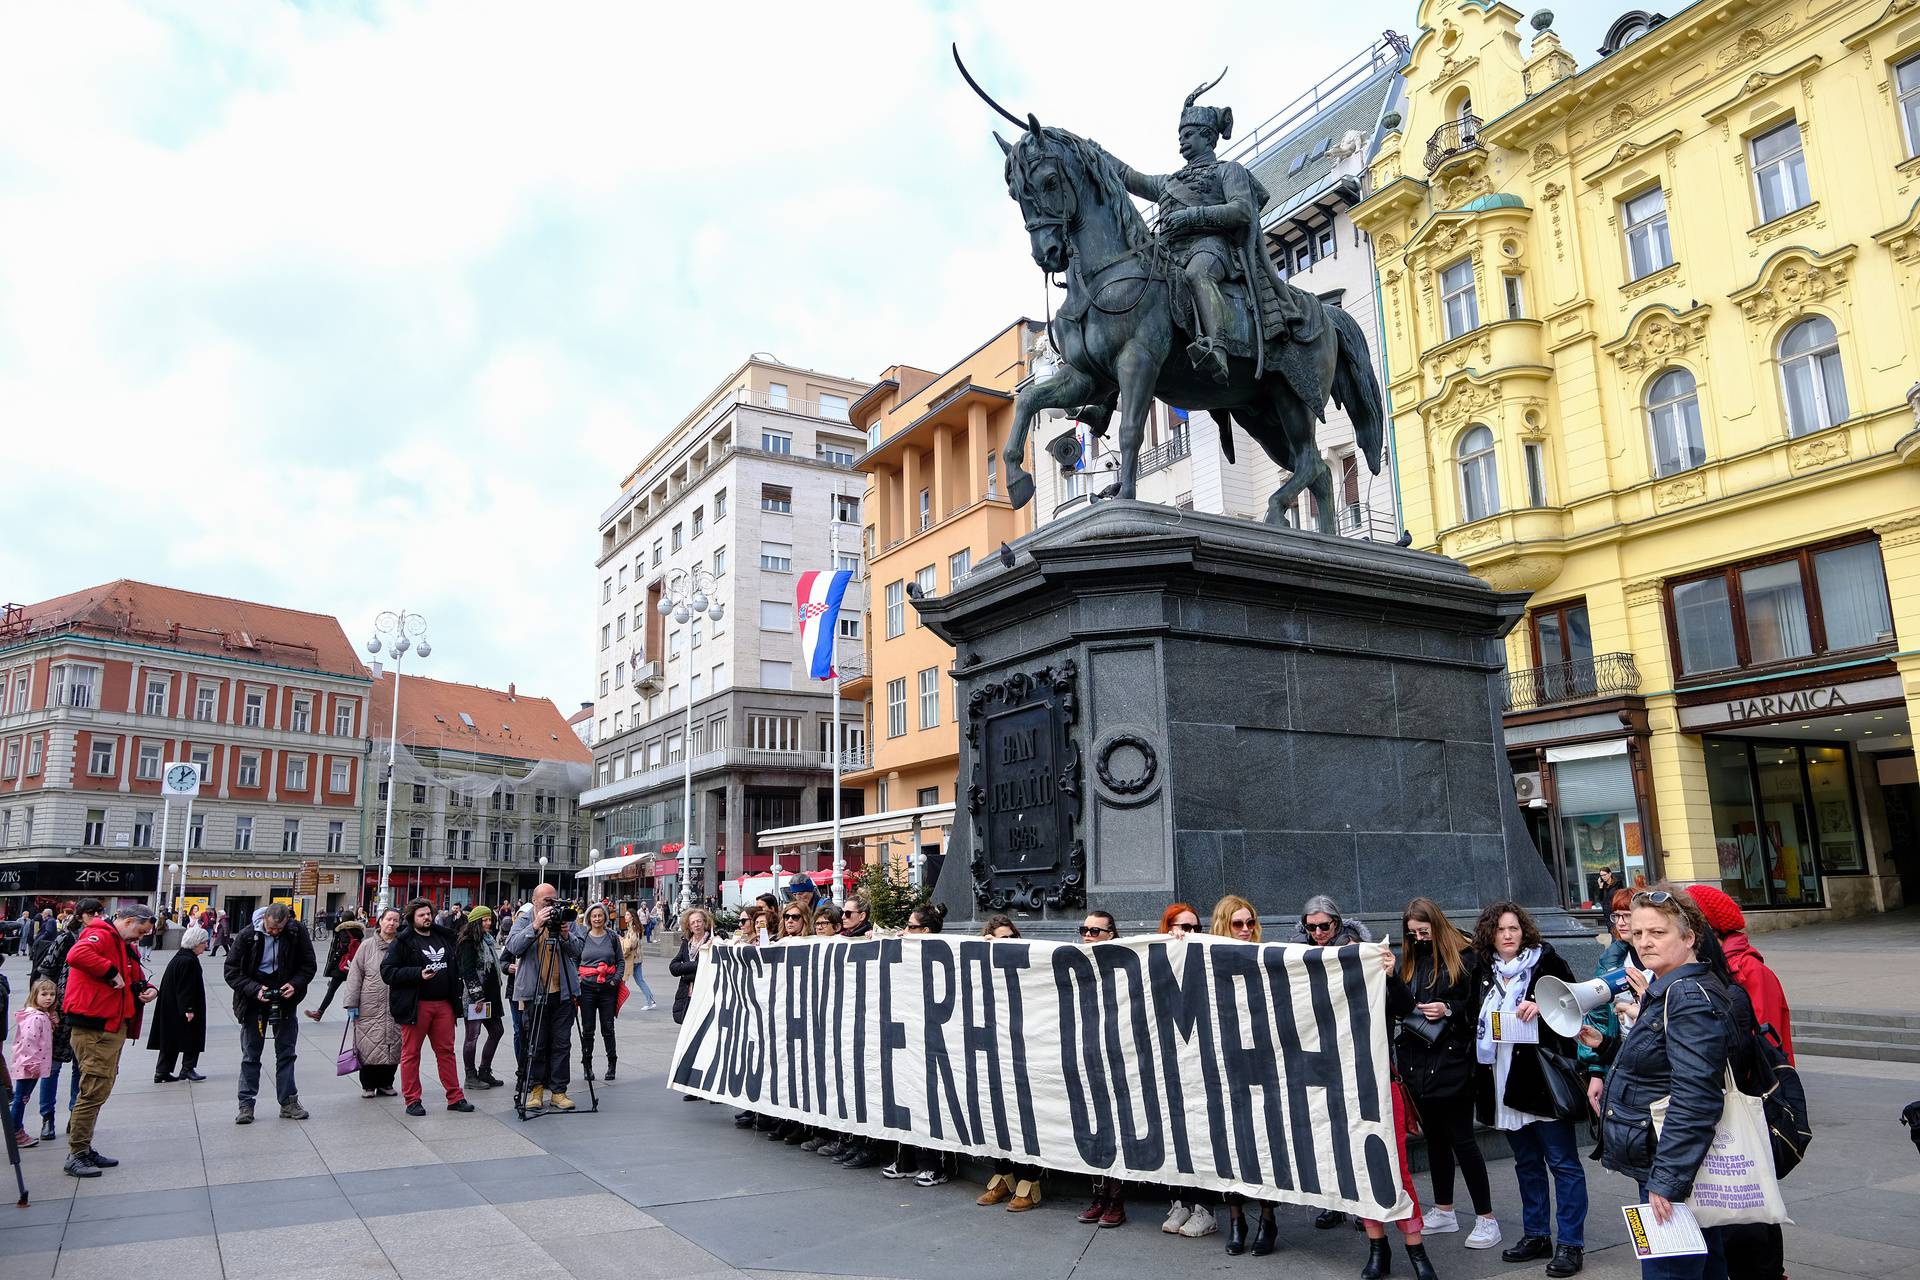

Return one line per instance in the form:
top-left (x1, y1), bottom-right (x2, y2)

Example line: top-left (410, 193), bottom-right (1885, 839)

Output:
top-left (1536, 969), bottom-right (1636, 1038)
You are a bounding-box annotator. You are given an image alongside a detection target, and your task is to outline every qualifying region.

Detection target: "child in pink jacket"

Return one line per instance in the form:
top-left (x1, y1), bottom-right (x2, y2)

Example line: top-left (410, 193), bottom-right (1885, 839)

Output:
top-left (11, 978), bottom-right (56, 1148)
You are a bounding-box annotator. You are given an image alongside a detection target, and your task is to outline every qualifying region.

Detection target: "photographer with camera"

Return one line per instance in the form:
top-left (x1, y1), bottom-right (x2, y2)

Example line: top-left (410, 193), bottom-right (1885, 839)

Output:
top-left (224, 902), bottom-right (317, 1125)
top-left (502, 883), bottom-right (582, 1113)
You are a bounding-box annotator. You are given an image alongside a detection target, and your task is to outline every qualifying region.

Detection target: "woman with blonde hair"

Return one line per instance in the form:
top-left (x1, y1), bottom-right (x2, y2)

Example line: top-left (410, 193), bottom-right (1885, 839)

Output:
top-left (1210, 895), bottom-right (1260, 943)
top-left (1209, 895), bottom-right (1274, 1255)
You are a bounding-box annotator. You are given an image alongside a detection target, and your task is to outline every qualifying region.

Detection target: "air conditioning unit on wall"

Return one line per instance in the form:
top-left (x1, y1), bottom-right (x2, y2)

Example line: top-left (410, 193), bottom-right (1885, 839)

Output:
top-left (1513, 771), bottom-right (1545, 807)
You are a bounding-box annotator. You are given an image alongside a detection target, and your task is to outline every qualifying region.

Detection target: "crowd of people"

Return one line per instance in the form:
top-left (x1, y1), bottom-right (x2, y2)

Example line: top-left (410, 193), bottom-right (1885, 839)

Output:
top-left (671, 877), bottom-right (1795, 1280)
top-left (0, 875), bottom-right (1794, 1280)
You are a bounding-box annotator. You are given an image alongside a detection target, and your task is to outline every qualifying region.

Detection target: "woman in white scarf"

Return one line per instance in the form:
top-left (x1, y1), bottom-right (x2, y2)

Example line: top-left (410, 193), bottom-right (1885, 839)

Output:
top-left (1471, 901), bottom-right (1589, 1279)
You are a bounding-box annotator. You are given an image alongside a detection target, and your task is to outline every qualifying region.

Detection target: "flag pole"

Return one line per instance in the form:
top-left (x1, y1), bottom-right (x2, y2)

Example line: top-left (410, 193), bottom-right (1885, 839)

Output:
top-left (830, 520), bottom-right (845, 907)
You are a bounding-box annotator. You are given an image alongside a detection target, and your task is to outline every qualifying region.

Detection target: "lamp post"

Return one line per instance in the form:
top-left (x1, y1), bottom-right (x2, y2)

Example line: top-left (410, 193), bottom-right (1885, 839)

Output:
top-left (367, 610), bottom-right (431, 914)
top-left (656, 567), bottom-right (723, 913)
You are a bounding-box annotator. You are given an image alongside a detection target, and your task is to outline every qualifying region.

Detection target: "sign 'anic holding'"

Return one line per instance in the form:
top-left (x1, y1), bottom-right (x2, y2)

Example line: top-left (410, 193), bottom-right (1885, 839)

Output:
top-left (669, 934), bottom-right (1411, 1220)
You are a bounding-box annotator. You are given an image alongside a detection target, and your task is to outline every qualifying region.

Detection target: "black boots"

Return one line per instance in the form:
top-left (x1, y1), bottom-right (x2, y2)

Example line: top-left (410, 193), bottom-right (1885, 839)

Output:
top-left (1361, 1237), bottom-right (1392, 1278)
top-left (1250, 1215), bottom-right (1277, 1257)
top-left (1225, 1214), bottom-right (1248, 1255)
top-left (1545, 1245), bottom-right (1584, 1276)
top-left (1503, 1235), bottom-right (1552, 1262)
top-left (604, 1057), bottom-right (616, 1081)
top-left (1406, 1242), bottom-right (1437, 1280)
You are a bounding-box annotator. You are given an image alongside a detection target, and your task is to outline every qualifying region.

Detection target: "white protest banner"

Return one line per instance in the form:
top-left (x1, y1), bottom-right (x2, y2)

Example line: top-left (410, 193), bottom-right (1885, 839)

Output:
top-left (668, 934), bottom-right (1411, 1220)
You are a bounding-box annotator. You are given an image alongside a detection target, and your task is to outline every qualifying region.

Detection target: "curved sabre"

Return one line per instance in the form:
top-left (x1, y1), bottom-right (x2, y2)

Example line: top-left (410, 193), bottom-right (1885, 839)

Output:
top-left (952, 43), bottom-right (1030, 132)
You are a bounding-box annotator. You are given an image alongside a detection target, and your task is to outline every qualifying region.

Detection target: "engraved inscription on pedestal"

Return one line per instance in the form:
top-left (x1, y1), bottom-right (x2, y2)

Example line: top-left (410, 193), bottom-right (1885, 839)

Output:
top-left (964, 661), bottom-right (1084, 912)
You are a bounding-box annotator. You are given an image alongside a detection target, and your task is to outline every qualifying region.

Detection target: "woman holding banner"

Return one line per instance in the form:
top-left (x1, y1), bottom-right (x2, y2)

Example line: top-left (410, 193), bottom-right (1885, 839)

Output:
top-left (1205, 896), bottom-right (1275, 1254)
top-left (1589, 886), bottom-right (1736, 1280)
top-left (1394, 899), bottom-right (1499, 1251)
top-left (1472, 901), bottom-right (1588, 1278)
top-left (975, 915), bottom-right (1044, 1213)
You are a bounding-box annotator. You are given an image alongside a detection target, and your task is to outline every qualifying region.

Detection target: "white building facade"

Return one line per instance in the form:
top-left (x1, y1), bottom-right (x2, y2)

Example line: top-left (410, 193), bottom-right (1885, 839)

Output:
top-left (581, 357), bottom-right (871, 902)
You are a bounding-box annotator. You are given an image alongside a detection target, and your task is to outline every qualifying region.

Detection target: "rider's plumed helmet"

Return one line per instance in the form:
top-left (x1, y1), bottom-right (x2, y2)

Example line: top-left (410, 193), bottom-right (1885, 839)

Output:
top-left (1180, 70), bottom-right (1233, 144)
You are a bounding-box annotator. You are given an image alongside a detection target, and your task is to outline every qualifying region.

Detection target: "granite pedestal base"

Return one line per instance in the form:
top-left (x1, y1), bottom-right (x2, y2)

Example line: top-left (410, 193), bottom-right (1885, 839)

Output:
top-left (916, 500), bottom-right (1590, 954)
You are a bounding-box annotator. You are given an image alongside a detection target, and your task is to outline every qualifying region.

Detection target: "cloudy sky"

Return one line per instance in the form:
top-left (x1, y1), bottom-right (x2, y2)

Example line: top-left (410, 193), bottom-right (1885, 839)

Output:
top-left (0, 1), bottom-right (1615, 709)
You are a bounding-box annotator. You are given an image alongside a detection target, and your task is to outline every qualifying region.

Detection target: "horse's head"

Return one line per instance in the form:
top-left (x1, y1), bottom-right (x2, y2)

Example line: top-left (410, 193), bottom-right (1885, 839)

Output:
top-left (999, 119), bottom-right (1074, 276)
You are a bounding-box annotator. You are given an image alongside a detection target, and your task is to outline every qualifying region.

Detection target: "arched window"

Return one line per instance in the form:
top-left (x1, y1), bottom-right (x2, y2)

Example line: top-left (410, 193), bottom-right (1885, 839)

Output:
top-left (1779, 316), bottom-right (1848, 436)
top-left (1646, 368), bottom-right (1705, 476)
top-left (1458, 425), bottom-right (1500, 523)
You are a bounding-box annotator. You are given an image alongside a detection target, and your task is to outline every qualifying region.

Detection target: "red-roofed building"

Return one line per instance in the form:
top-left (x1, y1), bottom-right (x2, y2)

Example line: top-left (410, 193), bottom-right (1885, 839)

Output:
top-left (365, 670), bottom-right (592, 906)
top-left (0, 580), bottom-right (373, 920)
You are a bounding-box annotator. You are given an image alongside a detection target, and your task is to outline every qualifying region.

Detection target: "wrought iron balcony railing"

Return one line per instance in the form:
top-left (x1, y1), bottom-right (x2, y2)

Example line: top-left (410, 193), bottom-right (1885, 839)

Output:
top-left (1424, 114), bottom-right (1483, 173)
top-left (1503, 652), bottom-right (1641, 713)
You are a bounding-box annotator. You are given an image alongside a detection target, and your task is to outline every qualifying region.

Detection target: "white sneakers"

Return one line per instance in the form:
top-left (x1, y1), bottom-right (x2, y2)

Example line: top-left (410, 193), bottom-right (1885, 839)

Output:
top-left (1464, 1215), bottom-right (1503, 1249)
top-left (1177, 1205), bottom-right (1218, 1237)
top-left (1161, 1201), bottom-right (1189, 1233)
top-left (1422, 1208), bottom-right (1459, 1233)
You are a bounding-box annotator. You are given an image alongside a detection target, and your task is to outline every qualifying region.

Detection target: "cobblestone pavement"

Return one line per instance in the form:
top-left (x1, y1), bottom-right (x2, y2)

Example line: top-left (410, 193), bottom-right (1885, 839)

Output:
top-left (1, 926), bottom-right (1915, 1280)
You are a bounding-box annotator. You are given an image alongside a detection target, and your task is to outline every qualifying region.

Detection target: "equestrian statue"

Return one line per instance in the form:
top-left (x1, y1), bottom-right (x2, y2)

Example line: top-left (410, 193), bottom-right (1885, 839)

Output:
top-left (955, 49), bottom-right (1384, 531)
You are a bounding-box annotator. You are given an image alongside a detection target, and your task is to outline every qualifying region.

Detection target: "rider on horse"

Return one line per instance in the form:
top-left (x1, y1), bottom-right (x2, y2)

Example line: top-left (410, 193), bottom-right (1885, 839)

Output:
top-left (1113, 73), bottom-right (1320, 385)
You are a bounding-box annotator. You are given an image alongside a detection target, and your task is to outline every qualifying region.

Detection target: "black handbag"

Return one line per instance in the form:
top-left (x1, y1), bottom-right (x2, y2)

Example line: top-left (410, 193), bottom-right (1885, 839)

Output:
top-left (1399, 1011), bottom-right (1447, 1046)
top-left (1535, 1046), bottom-right (1587, 1123)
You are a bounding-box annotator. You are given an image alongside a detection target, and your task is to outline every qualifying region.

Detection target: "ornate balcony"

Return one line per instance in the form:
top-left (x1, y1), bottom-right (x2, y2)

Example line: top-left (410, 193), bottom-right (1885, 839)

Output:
top-left (1424, 114), bottom-right (1483, 174)
top-left (1503, 652), bottom-right (1640, 713)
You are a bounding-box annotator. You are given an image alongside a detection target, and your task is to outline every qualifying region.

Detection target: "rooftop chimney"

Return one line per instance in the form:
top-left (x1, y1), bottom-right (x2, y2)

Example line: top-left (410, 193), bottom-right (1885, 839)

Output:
top-left (507, 683), bottom-right (517, 700)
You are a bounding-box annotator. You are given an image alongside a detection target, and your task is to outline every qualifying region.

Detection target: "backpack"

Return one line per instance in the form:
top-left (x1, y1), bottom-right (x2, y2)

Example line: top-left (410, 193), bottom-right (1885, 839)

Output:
top-left (1746, 1022), bottom-right (1812, 1178)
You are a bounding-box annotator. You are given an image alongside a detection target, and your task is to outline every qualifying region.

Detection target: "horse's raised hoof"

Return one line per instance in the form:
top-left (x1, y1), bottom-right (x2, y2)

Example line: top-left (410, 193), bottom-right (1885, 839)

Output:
top-left (1008, 471), bottom-right (1035, 509)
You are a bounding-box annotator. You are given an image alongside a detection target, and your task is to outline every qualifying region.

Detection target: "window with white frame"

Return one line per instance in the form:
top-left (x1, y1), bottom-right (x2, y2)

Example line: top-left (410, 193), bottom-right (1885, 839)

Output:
top-left (671, 523), bottom-right (683, 551)
top-left (761, 428), bottom-right (793, 455)
top-left (666, 684), bottom-right (682, 711)
top-left (760, 659), bottom-right (793, 689)
top-left (819, 442), bottom-right (856, 466)
top-left (327, 820), bottom-right (344, 854)
top-left (137, 742), bottom-right (162, 781)
top-left (818, 392), bottom-right (850, 421)
top-left (243, 690), bottom-right (265, 727)
top-left (838, 614), bottom-right (861, 639)
top-left (188, 811), bottom-right (202, 850)
top-left (712, 662), bottom-right (727, 691)
top-left (1440, 258), bottom-right (1478, 339)
top-left (949, 548), bottom-right (972, 587)
top-left (761, 484), bottom-right (792, 514)
top-left (26, 738), bottom-right (41, 775)
top-left (768, 381), bottom-right (789, 409)
top-left (747, 714), bottom-right (801, 752)
top-left (289, 697), bottom-right (311, 733)
top-left (330, 758), bottom-right (351, 792)
top-left (1751, 120), bottom-right (1811, 224)
top-left (238, 752), bottom-right (261, 788)
top-left (283, 819), bottom-right (301, 853)
top-left (689, 672), bottom-right (703, 701)
top-left (189, 745), bottom-right (210, 774)
top-left (601, 623), bottom-right (612, 650)
top-left (1899, 56), bottom-right (1920, 157)
top-left (197, 683), bottom-right (220, 722)
top-left (886, 580), bottom-right (905, 637)
top-left (599, 671), bottom-right (610, 697)
top-left (918, 489), bottom-right (932, 530)
top-left (51, 664), bottom-right (99, 709)
top-left (83, 809), bottom-right (105, 846)
top-left (1524, 441), bottom-right (1549, 508)
top-left (1622, 186), bottom-right (1673, 279)
top-left (914, 566), bottom-right (936, 624)
top-left (715, 488), bottom-right (728, 518)
top-left (832, 493), bottom-right (860, 523)
top-left (333, 700), bottom-right (354, 736)
top-left (986, 450), bottom-right (999, 498)
top-left (887, 678), bottom-right (908, 738)
top-left (1458, 425), bottom-right (1500, 523)
top-left (691, 620), bottom-right (702, 648)
top-left (143, 675), bottom-right (168, 717)
top-left (834, 550), bottom-right (860, 574)
top-left (615, 661), bottom-right (627, 688)
top-left (1779, 316), bottom-right (1848, 435)
top-left (652, 539), bottom-right (664, 566)
top-left (236, 815), bottom-right (254, 851)
top-left (618, 564), bottom-right (629, 592)
top-left (287, 755), bottom-right (308, 790)
top-left (602, 577), bottom-right (613, 603)
top-left (0, 741), bottom-right (16, 779)
top-left (133, 811), bottom-right (154, 847)
top-left (760, 542), bottom-right (793, 572)
top-left (1646, 367), bottom-right (1706, 476)
top-left (1502, 274), bottom-right (1525, 320)
top-left (918, 667), bottom-right (940, 729)
top-left (87, 737), bottom-right (115, 776)
top-left (668, 630), bottom-right (684, 658)
top-left (759, 600), bottom-right (793, 631)
top-left (666, 731), bottom-right (684, 763)
top-left (713, 546), bottom-right (728, 577)
top-left (9, 670), bottom-right (26, 713)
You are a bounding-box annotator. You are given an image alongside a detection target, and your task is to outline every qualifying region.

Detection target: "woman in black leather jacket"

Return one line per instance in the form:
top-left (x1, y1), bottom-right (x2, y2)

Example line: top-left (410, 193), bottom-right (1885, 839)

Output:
top-left (1392, 898), bottom-right (1499, 1249)
top-left (1591, 886), bottom-right (1736, 1280)
top-left (667, 906), bottom-right (714, 1027)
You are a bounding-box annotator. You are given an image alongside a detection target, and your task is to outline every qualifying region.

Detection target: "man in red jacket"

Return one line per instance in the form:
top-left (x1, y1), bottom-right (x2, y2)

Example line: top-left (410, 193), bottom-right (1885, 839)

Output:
top-left (62, 904), bottom-right (156, 1179)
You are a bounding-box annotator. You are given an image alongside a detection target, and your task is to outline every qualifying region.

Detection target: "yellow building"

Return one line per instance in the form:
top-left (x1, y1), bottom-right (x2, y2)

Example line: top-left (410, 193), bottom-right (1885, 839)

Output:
top-left (1353, 1), bottom-right (1920, 926)
top-left (837, 319), bottom-right (1044, 876)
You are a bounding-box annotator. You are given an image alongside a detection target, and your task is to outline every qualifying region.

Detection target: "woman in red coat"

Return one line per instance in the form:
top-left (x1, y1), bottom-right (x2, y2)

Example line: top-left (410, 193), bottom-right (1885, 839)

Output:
top-left (1687, 885), bottom-right (1793, 1061)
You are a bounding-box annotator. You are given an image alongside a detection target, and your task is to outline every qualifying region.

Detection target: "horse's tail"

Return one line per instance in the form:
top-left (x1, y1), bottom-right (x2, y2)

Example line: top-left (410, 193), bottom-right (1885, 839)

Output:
top-left (1328, 306), bottom-right (1385, 474)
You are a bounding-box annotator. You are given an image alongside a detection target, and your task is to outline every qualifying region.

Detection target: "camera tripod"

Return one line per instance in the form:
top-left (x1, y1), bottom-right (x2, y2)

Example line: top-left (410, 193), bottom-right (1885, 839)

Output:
top-left (512, 930), bottom-right (599, 1121)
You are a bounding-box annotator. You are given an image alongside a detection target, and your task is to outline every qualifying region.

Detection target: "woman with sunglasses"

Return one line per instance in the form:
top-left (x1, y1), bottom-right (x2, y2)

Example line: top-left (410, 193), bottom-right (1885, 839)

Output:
top-left (1395, 898), bottom-right (1500, 1251)
top-left (1207, 896), bottom-right (1281, 1255)
top-left (1577, 889), bottom-right (1641, 1116)
top-left (1472, 900), bottom-right (1587, 1278)
top-left (974, 915), bottom-right (1045, 1213)
top-left (1149, 904), bottom-right (1220, 1242)
top-left (885, 903), bottom-right (951, 1186)
top-left (1074, 910), bottom-right (1131, 1230)
top-left (1290, 895), bottom-right (1374, 1230)
top-left (779, 902), bottom-right (814, 939)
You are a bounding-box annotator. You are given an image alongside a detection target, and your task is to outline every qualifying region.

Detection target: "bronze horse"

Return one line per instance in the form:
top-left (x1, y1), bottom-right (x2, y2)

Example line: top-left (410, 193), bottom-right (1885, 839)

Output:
top-left (962, 58), bottom-right (1384, 530)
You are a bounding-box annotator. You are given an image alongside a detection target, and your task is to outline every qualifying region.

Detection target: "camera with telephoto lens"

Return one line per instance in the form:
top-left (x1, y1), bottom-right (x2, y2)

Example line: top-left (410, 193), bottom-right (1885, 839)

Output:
top-left (546, 903), bottom-right (577, 934)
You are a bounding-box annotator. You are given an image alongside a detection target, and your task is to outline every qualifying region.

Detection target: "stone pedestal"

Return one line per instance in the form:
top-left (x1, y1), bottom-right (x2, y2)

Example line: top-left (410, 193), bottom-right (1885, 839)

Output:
top-left (916, 501), bottom-right (1589, 951)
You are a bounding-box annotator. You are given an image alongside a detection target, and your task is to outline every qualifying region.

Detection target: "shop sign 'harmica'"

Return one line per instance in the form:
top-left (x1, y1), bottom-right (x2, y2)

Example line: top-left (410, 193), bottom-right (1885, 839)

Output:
top-left (964, 661), bottom-right (1084, 912)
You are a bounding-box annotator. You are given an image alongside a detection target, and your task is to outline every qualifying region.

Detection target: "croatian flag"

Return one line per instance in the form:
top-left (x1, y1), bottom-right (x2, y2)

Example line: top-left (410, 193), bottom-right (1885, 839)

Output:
top-left (796, 569), bottom-right (854, 680)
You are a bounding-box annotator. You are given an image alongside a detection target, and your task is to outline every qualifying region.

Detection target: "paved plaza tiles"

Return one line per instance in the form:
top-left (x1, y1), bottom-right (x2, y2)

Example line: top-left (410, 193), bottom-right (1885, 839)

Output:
top-left (2, 926), bottom-right (1917, 1280)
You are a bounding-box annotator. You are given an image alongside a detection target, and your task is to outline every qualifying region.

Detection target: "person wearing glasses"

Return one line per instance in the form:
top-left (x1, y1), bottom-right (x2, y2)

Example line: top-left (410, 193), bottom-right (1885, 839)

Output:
top-left (1577, 889), bottom-right (1641, 1109)
top-left (1150, 904), bottom-right (1220, 1241)
top-left (1394, 898), bottom-right (1500, 1251)
top-left (811, 905), bottom-right (843, 937)
top-left (1073, 910), bottom-right (1131, 1229)
top-left (1208, 896), bottom-right (1281, 1255)
top-left (973, 915), bottom-right (1044, 1213)
top-left (839, 896), bottom-right (874, 939)
top-left (1290, 895), bottom-right (1374, 1230)
top-left (884, 903), bottom-right (952, 1185)
top-left (779, 903), bottom-right (814, 940)
top-left (1586, 887), bottom-right (1737, 1280)
top-left (1472, 900), bottom-right (1587, 1278)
